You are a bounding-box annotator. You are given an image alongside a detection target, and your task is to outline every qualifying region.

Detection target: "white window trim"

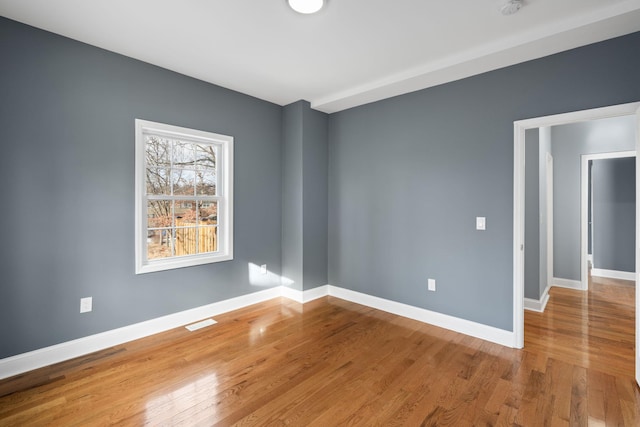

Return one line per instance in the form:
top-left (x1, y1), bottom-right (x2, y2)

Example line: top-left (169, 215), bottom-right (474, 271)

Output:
top-left (135, 119), bottom-right (234, 274)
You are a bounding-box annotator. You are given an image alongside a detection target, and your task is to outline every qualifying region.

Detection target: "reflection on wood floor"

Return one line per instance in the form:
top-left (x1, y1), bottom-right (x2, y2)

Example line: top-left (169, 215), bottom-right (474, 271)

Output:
top-left (1, 277), bottom-right (638, 425)
top-left (525, 275), bottom-right (635, 378)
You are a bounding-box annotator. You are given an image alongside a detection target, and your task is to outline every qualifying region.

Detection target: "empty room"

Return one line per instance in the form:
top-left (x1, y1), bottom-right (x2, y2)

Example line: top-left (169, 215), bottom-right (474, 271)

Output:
top-left (1, 0), bottom-right (640, 425)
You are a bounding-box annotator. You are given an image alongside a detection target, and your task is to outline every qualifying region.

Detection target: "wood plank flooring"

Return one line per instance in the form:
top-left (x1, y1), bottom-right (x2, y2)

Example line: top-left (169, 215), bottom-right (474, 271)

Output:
top-left (0, 278), bottom-right (638, 426)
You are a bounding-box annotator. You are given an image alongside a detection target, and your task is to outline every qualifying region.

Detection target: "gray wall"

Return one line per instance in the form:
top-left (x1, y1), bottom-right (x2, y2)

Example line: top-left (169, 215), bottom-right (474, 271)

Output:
top-left (282, 101), bottom-right (329, 291)
top-left (551, 116), bottom-right (636, 281)
top-left (2, 15), bottom-right (640, 358)
top-left (0, 18), bottom-right (283, 358)
top-left (525, 129), bottom-right (540, 299)
top-left (282, 102), bottom-right (304, 290)
top-left (329, 31), bottom-right (640, 331)
top-left (592, 157), bottom-right (636, 272)
top-left (525, 126), bottom-right (552, 302)
top-left (302, 104), bottom-right (329, 290)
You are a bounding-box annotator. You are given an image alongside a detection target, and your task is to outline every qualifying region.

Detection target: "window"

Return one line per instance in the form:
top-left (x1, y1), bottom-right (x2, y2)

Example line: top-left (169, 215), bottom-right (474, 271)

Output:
top-left (135, 119), bottom-right (233, 274)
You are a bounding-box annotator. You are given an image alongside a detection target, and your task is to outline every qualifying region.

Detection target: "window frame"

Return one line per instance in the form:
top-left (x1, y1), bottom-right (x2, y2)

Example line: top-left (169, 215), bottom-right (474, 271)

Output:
top-left (135, 119), bottom-right (234, 274)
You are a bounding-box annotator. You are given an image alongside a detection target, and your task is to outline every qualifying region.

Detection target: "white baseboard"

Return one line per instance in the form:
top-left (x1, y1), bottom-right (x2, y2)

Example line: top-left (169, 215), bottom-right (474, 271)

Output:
top-left (326, 286), bottom-right (515, 348)
top-left (281, 285), bottom-right (329, 303)
top-left (552, 277), bottom-right (584, 290)
top-left (1, 283), bottom-right (517, 380)
top-left (524, 284), bottom-right (550, 312)
top-left (0, 287), bottom-right (283, 380)
top-left (283, 285), bottom-right (515, 348)
top-left (591, 268), bottom-right (636, 281)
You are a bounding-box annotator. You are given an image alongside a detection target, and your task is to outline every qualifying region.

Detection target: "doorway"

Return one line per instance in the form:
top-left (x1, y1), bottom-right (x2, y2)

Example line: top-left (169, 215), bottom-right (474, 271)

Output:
top-left (512, 101), bottom-right (640, 384)
top-left (582, 152), bottom-right (636, 285)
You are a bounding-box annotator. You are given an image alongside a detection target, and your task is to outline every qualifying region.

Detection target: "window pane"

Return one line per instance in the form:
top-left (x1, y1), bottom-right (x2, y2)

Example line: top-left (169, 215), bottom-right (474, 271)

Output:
top-left (172, 170), bottom-right (196, 196)
top-left (197, 201), bottom-right (218, 225)
top-left (145, 136), bottom-right (171, 167)
top-left (146, 168), bottom-right (170, 195)
top-left (173, 141), bottom-right (195, 167)
top-left (175, 200), bottom-right (196, 225)
top-left (147, 200), bottom-right (173, 228)
top-left (136, 119), bottom-right (233, 274)
top-left (173, 226), bottom-right (217, 256)
top-left (175, 227), bottom-right (198, 256)
top-left (147, 228), bottom-right (174, 259)
top-left (195, 144), bottom-right (216, 171)
top-left (196, 170), bottom-right (216, 196)
top-left (198, 226), bottom-right (217, 254)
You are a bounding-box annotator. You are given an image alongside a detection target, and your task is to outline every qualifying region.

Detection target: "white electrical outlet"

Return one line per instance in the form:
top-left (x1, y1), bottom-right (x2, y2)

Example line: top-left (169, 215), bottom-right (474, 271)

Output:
top-left (428, 279), bottom-right (436, 292)
top-left (476, 217), bottom-right (486, 230)
top-left (80, 297), bottom-right (92, 313)
top-left (260, 264), bottom-right (267, 274)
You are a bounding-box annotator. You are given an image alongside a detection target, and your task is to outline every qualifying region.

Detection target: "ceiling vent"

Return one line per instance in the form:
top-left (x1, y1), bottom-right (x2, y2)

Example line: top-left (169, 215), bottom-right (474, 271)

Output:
top-left (500, 0), bottom-right (523, 15)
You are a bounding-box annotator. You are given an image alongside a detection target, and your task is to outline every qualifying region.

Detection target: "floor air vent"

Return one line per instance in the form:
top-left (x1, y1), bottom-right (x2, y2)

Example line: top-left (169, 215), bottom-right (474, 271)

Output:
top-left (185, 318), bottom-right (217, 331)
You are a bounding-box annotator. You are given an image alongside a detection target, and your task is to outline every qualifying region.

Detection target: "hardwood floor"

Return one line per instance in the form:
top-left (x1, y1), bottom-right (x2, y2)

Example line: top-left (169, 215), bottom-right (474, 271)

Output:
top-left (525, 275), bottom-right (636, 379)
top-left (1, 279), bottom-right (638, 426)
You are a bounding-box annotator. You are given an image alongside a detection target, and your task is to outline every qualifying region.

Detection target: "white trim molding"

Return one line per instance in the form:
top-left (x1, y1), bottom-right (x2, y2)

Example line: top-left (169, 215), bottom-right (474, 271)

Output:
top-left (591, 268), bottom-right (636, 281)
top-left (581, 150), bottom-right (636, 290)
top-left (280, 285), bottom-right (330, 304)
top-left (524, 285), bottom-right (551, 313)
top-left (513, 101), bottom-right (640, 350)
top-left (635, 104), bottom-right (640, 387)
top-left (0, 284), bottom-right (518, 380)
top-left (0, 287), bottom-right (282, 380)
top-left (134, 119), bottom-right (234, 274)
top-left (326, 286), bottom-right (515, 347)
top-left (552, 277), bottom-right (584, 290)
top-left (282, 285), bottom-right (515, 347)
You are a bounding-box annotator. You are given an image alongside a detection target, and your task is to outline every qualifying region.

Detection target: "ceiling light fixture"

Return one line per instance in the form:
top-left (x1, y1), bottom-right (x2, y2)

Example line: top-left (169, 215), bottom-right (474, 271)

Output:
top-left (288, 0), bottom-right (324, 14)
top-left (500, 0), bottom-right (523, 15)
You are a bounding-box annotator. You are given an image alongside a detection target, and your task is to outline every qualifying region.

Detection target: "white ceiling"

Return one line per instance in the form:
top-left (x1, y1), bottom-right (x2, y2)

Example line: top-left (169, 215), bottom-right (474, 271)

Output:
top-left (2, 0), bottom-right (640, 113)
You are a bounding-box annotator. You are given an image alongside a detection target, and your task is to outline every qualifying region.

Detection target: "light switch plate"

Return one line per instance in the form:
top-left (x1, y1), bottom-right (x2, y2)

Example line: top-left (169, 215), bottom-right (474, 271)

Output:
top-left (80, 297), bottom-right (92, 313)
top-left (476, 217), bottom-right (486, 230)
top-left (428, 278), bottom-right (436, 291)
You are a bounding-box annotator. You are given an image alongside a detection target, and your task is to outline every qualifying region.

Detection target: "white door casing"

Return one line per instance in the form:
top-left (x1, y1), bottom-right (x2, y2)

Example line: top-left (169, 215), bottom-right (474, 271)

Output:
top-left (635, 105), bottom-right (640, 387)
top-left (546, 153), bottom-right (553, 290)
top-left (581, 151), bottom-right (636, 291)
top-left (513, 101), bottom-right (640, 350)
